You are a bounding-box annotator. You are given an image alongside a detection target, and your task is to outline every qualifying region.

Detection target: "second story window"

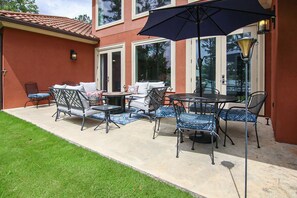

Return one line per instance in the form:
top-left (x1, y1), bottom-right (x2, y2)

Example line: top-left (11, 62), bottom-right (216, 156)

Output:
top-left (133, 0), bottom-right (174, 19)
top-left (97, 0), bottom-right (123, 28)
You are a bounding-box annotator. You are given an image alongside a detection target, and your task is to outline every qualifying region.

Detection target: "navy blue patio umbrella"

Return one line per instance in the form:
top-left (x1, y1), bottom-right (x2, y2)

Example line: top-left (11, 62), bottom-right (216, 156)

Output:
top-left (139, 1), bottom-right (274, 197)
top-left (138, 0), bottom-right (274, 97)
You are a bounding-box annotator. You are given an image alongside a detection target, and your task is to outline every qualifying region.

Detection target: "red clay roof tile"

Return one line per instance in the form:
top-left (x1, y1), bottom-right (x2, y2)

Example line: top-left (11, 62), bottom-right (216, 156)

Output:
top-left (0, 10), bottom-right (98, 42)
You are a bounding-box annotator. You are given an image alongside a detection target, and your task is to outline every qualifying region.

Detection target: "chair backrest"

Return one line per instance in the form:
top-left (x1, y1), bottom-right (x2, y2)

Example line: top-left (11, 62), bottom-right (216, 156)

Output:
top-left (63, 89), bottom-right (89, 113)
top-left (173, 97), bottom-right (215, 128)
top-left (194, 87), bottom-right (220, 95)
top-left (25, 82), bottom-right (39, 95)
top-left (50, 88), bottom-right (69, 109)
top-left (145, 87), bottom-right (168, 111)
top-left (248, 91), bottom-right (267, 116)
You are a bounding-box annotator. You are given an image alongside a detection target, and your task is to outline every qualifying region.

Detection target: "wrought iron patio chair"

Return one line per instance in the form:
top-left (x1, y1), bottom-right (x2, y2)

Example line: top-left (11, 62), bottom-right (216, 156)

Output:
top-left (173, 97), bottom-right (217, 165)
top-left (128, 87), bottom-right (168, 122)
top-left (219, 91), bottom-right (267, 148)
top-left (189, 87), bottom-right (220, 113)
top-left (24, 82), bottom-right (50, 108)
top-left (153, 103), bottom-right (176, 139)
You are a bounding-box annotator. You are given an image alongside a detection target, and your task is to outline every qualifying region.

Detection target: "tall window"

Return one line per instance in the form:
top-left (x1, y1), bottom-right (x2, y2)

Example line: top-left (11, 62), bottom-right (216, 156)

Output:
top-left (97, 0), bottom-right (122, 27)
top-left (135, 0), bottom-right (171, 14)
top-left (135, 41), bottom-right (171, 86)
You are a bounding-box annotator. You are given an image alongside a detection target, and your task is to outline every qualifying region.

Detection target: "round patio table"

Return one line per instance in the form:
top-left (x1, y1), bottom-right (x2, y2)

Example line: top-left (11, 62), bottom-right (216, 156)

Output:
top-left (168, 93), bottom-right (238, 145)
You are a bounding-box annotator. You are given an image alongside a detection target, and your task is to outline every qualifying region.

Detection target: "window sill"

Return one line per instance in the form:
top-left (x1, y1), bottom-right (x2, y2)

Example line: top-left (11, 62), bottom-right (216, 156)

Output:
top-left (96, 19), bottom-right (124, 31)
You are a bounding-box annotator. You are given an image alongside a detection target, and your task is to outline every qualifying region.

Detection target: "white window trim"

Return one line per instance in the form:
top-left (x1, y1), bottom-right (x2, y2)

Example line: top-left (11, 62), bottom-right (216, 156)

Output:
top-left (132, 0), bottom-right (176, 20)
top-left (95, 43), bottom-right (126, 92)
top-left (132, 38), bottom-right (176, 91)
top-left (95, 0), bottom-right (124, 30)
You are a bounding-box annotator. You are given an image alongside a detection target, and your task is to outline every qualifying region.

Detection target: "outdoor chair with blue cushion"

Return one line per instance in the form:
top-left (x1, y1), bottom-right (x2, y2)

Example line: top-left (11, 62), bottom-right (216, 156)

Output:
top-left (189, 87), bottom-right (221, 113)
top-left (173, 97), bottom-right (217, 165)
top-left (153, 105), bottom-right (176, 139)
top-left (24, 82), bottom-right (51, 108)
top-left (128, 86), bottom-right (168, 122)
top-left (219, 91), bottom-right (267, 148)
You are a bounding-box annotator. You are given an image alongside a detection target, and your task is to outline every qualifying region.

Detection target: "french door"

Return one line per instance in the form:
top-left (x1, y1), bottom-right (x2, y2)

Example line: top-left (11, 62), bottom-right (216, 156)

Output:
top-left (96, 44), bottom-right (125, 92)
top-left (190, 25), bottom-right (263, 101)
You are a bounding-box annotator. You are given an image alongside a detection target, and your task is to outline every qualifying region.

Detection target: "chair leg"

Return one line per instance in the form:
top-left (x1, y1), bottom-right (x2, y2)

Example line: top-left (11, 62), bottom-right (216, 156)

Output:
top-left (24, 100), bottom-right (31, 108)
top-left (176, 128), bottom-right (181, 158)
top-left (153, 118), bottom-right (160, 139)
top-left (224, 120), bottom-right (227, 147)
top-left (81, 116), bottom-right (85, 131)
top-left (254, 122), bottom-right (260, 148)
top-left (211, 134), bottom-right (215, 165)
top-left (157, 118), bottom-right (161, 131)
top-left (55, 110), bottom-right (59, 121)
top-left (191, 131), bottom-right (197, 150)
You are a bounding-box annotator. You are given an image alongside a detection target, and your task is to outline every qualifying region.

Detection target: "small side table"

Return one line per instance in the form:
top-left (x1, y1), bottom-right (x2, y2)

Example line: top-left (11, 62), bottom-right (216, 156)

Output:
top-left (92, 105), bottom-right (122, 133)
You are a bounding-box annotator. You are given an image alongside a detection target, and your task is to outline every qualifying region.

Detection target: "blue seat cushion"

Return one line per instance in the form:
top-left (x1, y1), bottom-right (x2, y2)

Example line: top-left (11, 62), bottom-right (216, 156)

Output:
top-left (177, 113), bottom-right (215, 131)
top-left (156, 106), bottom-right (176, 118)
top-left (28, 93), bottom-right (50, 99)
top-left (219, 109), bottom-right (257, 122)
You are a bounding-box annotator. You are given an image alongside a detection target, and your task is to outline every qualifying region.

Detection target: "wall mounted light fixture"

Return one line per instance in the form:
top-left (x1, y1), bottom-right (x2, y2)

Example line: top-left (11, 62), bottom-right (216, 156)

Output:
top-left (257, 19), bottom-right (270, 34)
top-left (70, 50), bottom-right (77, 60)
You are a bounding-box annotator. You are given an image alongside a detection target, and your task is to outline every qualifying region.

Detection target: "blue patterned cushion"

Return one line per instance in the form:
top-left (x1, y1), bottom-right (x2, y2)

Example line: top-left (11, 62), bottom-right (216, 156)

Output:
top-left (177, 113), bottom-right (215, 132)
top-left (219, 109), bottom-right (257, 122)
top-left (28, 93), bottom-right (50, 99)
top-left (155, 106), bottom-right (176, 118)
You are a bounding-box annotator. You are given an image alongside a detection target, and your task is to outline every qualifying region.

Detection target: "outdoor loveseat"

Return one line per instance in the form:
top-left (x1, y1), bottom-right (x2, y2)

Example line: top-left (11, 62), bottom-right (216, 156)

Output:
top-left (50, 84), bottom-right (105, 131)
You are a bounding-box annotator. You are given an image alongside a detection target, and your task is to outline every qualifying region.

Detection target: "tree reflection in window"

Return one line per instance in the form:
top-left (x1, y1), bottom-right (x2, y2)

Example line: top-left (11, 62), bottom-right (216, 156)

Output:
top-left (136, 0), bottom-right (171, 14)
top-left (98, 0), bottom-right (122, 26)
top-left (136, 41), bottom-right (171, 86)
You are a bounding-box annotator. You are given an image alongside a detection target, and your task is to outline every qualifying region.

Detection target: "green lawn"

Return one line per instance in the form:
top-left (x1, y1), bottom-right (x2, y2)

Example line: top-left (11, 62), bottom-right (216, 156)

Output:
top-left (0, 112), bottom-right (193, 198)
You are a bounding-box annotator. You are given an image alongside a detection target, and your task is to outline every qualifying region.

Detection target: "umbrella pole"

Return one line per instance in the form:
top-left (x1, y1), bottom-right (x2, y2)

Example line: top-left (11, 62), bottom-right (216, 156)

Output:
top-left (196, 6), bottom-right (203, 97)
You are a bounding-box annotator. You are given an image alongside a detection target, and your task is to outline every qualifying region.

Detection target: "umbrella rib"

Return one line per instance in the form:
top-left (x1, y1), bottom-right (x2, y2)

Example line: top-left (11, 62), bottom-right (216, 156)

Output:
top-left (201, 8), bottom-right (228, 35)
top-left (138, 9), bottom-right (190, 35)
top-left (174, 7), bottom-right (199, 40)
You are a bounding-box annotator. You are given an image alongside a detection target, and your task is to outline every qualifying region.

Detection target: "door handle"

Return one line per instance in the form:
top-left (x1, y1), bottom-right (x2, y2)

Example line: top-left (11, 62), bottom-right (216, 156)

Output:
top-left (2, 69), bottom-right (7, 76)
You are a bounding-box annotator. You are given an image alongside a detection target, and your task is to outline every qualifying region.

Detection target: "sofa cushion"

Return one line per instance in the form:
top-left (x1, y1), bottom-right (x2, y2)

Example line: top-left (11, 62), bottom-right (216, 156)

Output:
top-left (148, 82), bottom-right (165, 90)
top-left (53, 84), bottom-right (66, 89)
top-left (71, 108), bottom-right (98, 117)
top-left (80, 82), bottom-right (96, 93)
top-left (129, 98), bottom-right (149, 111)
top-left (66, 85), bottom-right (85, 92)
top-left (135, 82), bottom-right (149, 94)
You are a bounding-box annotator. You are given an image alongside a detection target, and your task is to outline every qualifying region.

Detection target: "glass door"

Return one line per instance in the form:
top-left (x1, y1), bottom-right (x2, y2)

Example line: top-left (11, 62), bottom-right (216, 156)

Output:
top-left (191, 25), bottom-right (261, 101)
top-left (98, 46), bottom-right (124, 92)
top-left (221, 26), bottom-right (258, 101)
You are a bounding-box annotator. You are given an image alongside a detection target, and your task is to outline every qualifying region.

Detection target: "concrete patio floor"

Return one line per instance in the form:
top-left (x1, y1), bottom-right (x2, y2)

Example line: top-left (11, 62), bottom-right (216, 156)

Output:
top-left (5, 105), bottom-right (297, 198)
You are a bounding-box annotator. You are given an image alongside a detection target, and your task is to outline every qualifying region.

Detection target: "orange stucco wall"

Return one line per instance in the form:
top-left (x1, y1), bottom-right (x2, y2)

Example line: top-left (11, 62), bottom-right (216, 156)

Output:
top-left (270, 0), bottom-right (297, 144)
top-left (2, 28), bottom-right (95, 109)
top-left (92, 0), bottom-right (188, 92)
